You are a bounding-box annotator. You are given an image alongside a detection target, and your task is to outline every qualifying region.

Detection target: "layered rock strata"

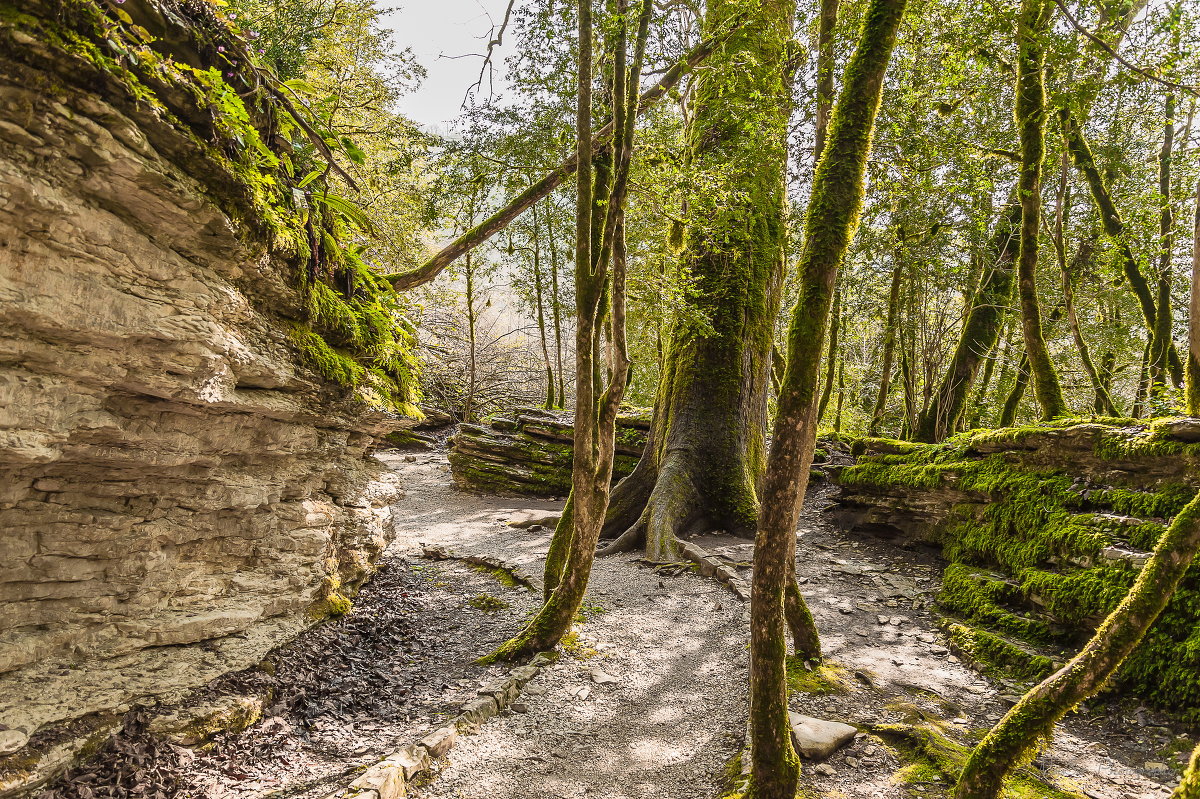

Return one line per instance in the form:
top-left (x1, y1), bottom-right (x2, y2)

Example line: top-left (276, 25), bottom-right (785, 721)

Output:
top-left (449, 408), bottom-right (651, 496)
top-left (830, 420), bottom-right (1200, 715)
top-left (0, 2), bottom-right (413, 792)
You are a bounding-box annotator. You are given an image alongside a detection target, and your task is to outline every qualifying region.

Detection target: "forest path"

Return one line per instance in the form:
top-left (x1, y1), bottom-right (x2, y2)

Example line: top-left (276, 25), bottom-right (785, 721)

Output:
top-left (384, 450), bottom-right (748, 799)
top-left (385, 451), bottom-right (1175, 799)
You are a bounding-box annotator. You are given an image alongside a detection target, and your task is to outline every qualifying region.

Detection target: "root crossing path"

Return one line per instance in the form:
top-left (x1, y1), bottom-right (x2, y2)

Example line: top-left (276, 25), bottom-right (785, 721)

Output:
top-left (385, 452), bottom-right (1176, 799)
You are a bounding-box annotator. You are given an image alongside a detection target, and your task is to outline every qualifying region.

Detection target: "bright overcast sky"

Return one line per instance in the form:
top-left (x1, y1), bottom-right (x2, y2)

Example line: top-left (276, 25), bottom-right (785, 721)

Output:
top-left (382, 0), bottom-right (516, 131)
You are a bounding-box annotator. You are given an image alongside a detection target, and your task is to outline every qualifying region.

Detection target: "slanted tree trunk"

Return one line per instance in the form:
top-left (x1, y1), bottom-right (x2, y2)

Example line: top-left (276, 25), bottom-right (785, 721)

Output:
top-left (386, 27), bottom-right (730, 292)
top-left (967, 324), bottom-right (1007, 430)
top-left (1051, 152), bottom-right (1118, 415)
top-left (999, 351), bottom-right (1030, 427)
top-left (1189, 177), bottom-right (1200, 416)
top-left (955, 491), bottom-right (1200, 799)
top-left (869, 257), bottom-right (904, 435)
top-left (749, 0), bottom-right (907, 794)
top-left (1013, 0), bottom-right (1068, 420)
top-left (915, 197), bottom-right (1021, 441)
top-left (598, 0), bottom-right (796, 563)
top-left (484, 0), bottom-right (650, 661)
top-left (1061, 109), bottom-right (1185, 386)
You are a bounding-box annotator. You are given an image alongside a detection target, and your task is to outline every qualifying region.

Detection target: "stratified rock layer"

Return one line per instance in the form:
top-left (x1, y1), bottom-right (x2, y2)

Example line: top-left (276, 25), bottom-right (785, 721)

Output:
top-left (0, 4), bottom-right (410, 792)
top-left (448, 408), bottom-right (650, 496)
top-left (830, 420), bottom-right (1200, 715)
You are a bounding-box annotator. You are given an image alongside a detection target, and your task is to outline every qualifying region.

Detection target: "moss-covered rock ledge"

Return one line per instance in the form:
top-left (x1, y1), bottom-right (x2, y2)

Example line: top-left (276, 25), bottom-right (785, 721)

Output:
top-left (449, 408), bottom-right (651, 496)
top-left (829, 419), bottom-right (1200, 717)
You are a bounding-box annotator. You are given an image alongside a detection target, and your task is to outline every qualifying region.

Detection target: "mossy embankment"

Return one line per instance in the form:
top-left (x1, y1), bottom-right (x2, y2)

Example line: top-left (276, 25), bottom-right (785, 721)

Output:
top-left (1, 0), bottom-right (420, 415)
top-left (831, 418), bottom-right (1200, 717)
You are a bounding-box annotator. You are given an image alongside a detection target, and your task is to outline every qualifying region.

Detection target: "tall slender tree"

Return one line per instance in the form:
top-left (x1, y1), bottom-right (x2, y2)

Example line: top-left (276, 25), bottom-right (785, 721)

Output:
top-left (483, 0), bottom-right (651, 661)
top-left (1013, 0), bottom-right (1068, 420)
top-left (748, 0), bottom-right (907, 794)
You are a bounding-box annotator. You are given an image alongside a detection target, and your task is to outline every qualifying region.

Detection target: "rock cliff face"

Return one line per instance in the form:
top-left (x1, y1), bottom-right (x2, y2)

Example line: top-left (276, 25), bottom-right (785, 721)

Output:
top-left (0, 2), bottom-right (411, 792)
top-left (830, 420), bottom-right (1200, 715)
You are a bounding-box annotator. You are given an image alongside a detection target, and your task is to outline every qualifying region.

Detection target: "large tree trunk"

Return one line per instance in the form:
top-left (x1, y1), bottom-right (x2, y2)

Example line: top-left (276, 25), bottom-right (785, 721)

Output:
top-left (598, 0), bottom-right (795, 563)
top-left (915, 197), bottom-right (1021, 441)
top-left (955, 491), bottom-right (1200, 799)
top-left (1013, 0), bottom-right (1068, 420)
top-left (748, 0), bottom-right (907, 795)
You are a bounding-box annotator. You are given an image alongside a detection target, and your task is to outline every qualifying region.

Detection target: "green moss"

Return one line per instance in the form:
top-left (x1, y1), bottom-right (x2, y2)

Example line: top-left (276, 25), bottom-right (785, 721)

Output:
top-left (944, 623), bottom-right (1058, 683)
top-left (467, 593), bottom-right (509, 612)
top-left (469, 562), bottom-right (522, 589)
top-left (872, 721), bottom-right (1085, 799)
top-left (837, 421), bottom-right (1200, 715)
top-left (786, 657), bottom-right (856, 694)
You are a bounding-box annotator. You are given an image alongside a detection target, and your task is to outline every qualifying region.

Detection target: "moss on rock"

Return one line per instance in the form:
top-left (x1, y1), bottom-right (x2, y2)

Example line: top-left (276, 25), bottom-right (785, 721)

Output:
top-left (834, 420), bottom-right (1200, 716)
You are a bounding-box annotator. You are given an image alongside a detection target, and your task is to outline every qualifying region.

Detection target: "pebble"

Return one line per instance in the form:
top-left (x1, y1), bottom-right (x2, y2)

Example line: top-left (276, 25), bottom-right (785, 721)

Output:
top-left (814, 764), bottom-right (836, 776)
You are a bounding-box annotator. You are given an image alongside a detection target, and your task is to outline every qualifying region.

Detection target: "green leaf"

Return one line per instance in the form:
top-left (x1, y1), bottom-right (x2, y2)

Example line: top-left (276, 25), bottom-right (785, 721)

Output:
top-left (314, 193), bottom-right (375, 234)
top-left (297, 169), bottom-right (324, 188)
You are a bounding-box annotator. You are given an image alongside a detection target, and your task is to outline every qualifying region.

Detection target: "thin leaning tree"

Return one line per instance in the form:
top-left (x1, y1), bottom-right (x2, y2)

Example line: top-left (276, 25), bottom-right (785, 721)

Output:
top-left (482, 0), bottom-right (652, 662)
top-left (747, 0), bottom-right (908, 795)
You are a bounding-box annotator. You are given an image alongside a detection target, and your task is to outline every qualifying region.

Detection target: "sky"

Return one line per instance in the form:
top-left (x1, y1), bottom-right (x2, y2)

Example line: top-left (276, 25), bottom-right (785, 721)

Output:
top-left (382, 0), bottom-right (515, 132)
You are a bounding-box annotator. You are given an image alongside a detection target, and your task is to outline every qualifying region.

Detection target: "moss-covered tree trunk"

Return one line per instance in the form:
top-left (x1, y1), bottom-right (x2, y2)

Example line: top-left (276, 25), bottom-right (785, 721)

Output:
top-left (748, 0), bottom-right (906, 794)
top-left (598, 0), bottom-right (795, 562)
top-left (485, 0), bottom-right (650, 661)
top-left (915, 197), bottom-right (1020, 441)
top-left (817, 287), bottom-right (842, 421)
top-left (1189, 177), bottom-right (1200, 416)
top-left (1150, 89), bottom-right (1176, 392)
top-left (1172, 744), bottom-right (1200, 798)
top-left (869, 256), bottom-right (904, 435)
top-left (1013, 0), bottom-right (1068, 421)
top-left (1051, 154), bottom-right (1118, 415)
top-left (954, 491), bottom-right (1200, 799)
top-left (1061, 109), bottom-right (1185, 387)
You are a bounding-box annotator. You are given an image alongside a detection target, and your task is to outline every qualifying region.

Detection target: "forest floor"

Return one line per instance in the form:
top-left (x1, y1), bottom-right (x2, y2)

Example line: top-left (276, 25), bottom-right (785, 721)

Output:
top-left (40, 450), bottom-right (1188, 799)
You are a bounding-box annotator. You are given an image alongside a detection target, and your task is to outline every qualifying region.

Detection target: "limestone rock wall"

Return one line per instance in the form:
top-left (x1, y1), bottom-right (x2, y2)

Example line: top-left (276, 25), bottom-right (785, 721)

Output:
top-left (0, 6), bottom-right (408, 792)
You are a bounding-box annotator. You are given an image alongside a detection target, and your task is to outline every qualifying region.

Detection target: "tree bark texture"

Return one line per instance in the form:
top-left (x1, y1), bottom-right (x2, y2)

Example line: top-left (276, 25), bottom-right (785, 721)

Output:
top-left (749, 0), bottom-right (906, 795)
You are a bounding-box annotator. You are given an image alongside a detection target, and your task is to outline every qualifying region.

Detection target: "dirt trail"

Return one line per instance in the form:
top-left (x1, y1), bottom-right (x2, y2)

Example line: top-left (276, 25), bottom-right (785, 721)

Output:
top-left (387, 452), bottom-right (1179, 799)
top-left (39, 450), bottom-right (1183, 799)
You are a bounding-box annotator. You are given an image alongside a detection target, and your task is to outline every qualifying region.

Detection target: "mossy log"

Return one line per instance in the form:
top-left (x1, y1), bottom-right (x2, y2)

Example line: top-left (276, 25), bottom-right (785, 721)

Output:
top-left (831, 419), bottom-right (1200, 717)
top-left (448, 408), bottom-right (650, 497)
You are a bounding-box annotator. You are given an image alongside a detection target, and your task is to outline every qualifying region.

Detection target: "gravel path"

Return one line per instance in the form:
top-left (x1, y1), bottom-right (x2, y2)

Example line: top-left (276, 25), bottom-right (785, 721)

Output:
top-left (386, 451), bottom-right (1182, 799)
top-left (39, 449), bottom-right (1186, 799)
top-left (381, 451), bottom-right (748, 799)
